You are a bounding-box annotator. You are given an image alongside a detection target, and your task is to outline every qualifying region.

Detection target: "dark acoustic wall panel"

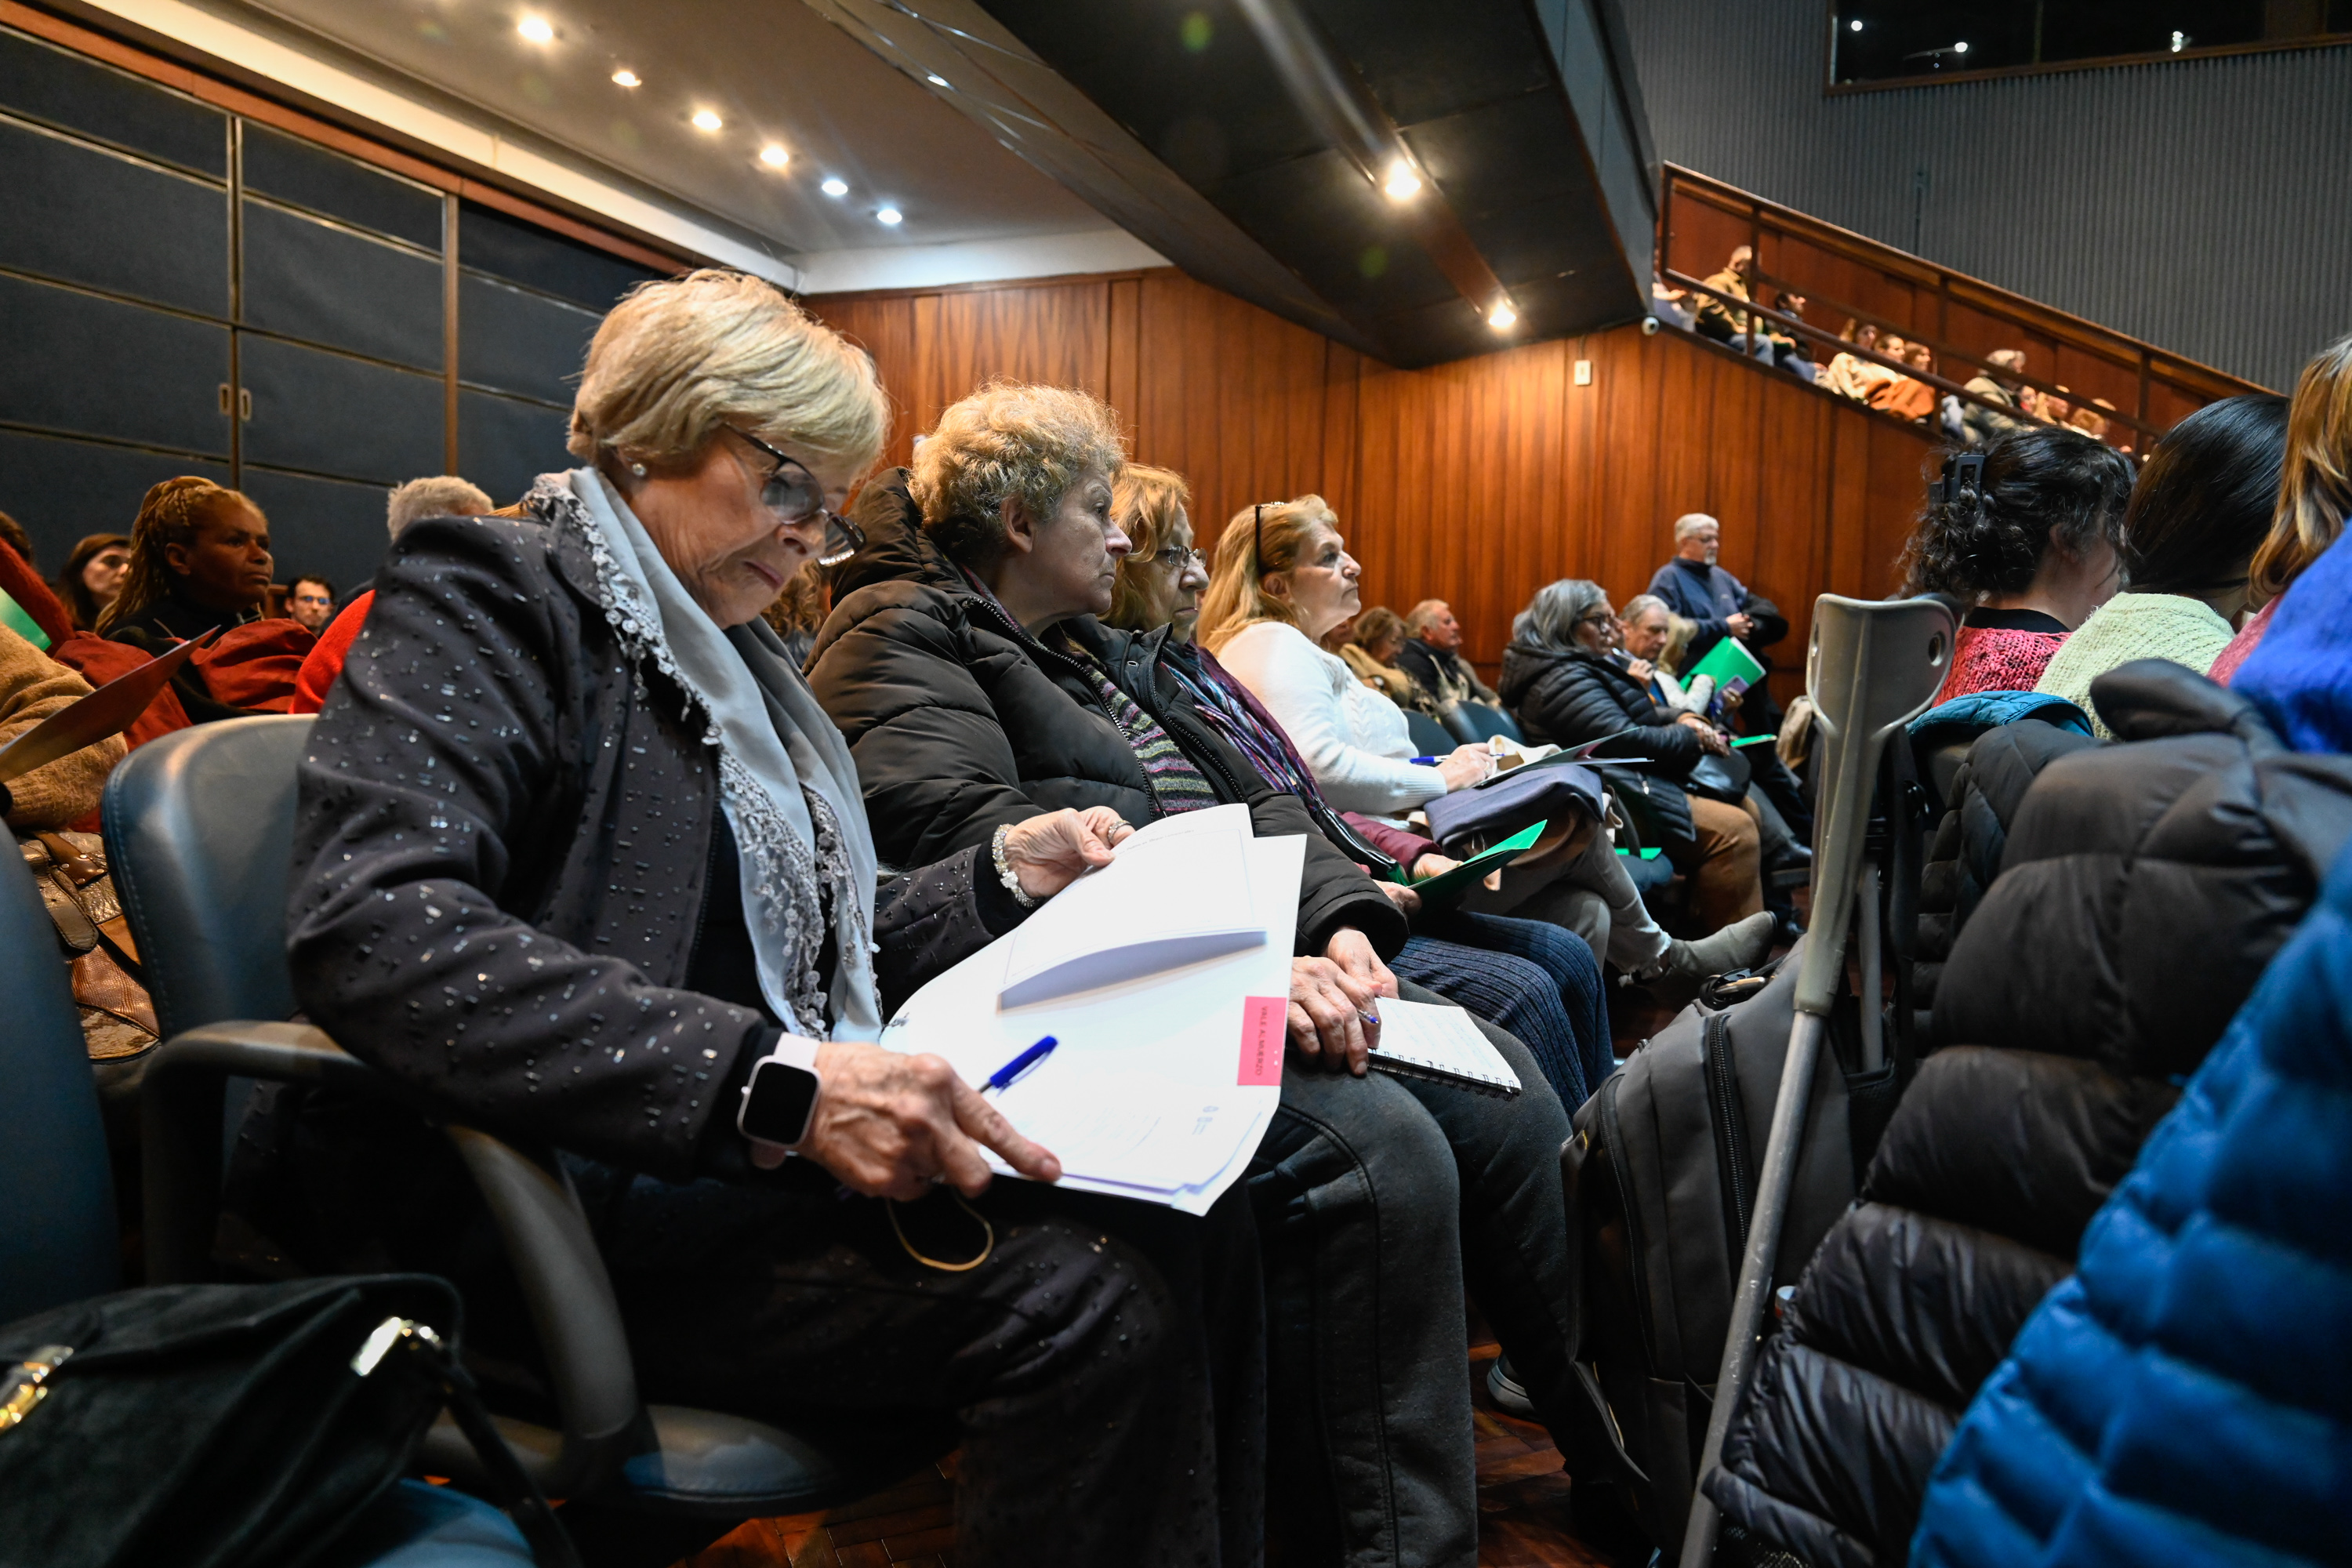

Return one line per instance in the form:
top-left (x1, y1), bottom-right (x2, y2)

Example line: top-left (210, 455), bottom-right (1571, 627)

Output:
top-left (0, 118), bottom-right (227, 317)
top-left (241, 123), bottom-right (442, 251)
top-left (242, 201), bottom-right (443, 372)
top-left (0, 427), bottom-right (227, 571)
top-left (0, 26), bottom-right (224, 176)
top-left (457, 389), bottom-right (573, 508)
top-left (457, 198), bottom-right (659, 311)
top-left (238, 335), bottom-right (442, 485)
top-left (0, 273), bottom-right (230, 456)
top-left (239, 466), bottom-right (391, 593)
top-left (458, 272), bottom-right (597, 405)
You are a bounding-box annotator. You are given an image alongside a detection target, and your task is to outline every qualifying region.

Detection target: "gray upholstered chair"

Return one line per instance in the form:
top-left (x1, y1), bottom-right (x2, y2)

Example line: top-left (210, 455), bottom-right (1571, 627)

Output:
top-left (108, 715), bottom-right (948, 1558)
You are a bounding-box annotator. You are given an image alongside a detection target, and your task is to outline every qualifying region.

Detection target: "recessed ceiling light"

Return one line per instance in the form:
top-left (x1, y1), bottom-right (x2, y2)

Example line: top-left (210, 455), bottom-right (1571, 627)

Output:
top-left (1488, 302), bottom-right (1518, 331)
top-left (611, 68), bottom-right (641, 88)
top-left (876, 206), bottom-right (903, 225)
top-left (1848, 17), bottom-right (1863, 31)
top-left (1953, 39), bottom-right (1969, 53)
top-left (821, 176), bottom-right (848, 197)
top-left (691, 109), bottom-right (723, 132)
top-left (1382, 161), bottom-right (1421, 201)
top-left (759, 144), bottom-right (790, 168)
top-left (516, 14), bottom-right (554, 42)
top-left (926, 73), bottom-right (949, 87)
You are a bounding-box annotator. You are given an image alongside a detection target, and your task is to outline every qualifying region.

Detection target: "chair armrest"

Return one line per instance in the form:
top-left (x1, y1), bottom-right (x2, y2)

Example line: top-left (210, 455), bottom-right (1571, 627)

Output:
top-left (140, 1022), bottom-right (641, 1497)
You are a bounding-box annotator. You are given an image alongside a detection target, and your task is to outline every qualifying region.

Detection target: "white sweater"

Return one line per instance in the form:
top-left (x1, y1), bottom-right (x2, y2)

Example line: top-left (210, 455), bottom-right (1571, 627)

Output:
top-left (1215, 621), bottom-right (1448, 815)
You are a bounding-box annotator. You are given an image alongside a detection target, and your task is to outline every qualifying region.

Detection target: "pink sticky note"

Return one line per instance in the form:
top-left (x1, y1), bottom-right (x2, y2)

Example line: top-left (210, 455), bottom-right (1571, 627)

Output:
top-left (1239, 996), bottom-right (1287, 1086)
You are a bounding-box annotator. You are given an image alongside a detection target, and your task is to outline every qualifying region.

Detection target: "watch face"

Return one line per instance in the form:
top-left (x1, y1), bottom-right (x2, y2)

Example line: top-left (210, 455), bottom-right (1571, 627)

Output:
top-left (740, 1060), bottom-right (820, 1146)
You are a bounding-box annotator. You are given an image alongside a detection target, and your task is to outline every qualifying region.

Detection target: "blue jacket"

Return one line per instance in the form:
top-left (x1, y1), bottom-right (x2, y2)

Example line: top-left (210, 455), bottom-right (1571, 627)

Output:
top-left (1647, 556), bottom-right (1784, 663)
top-left (1912, 838), bottom-right (2352, 1568)
top-left (2236, 532), bottom-right (2352, 756)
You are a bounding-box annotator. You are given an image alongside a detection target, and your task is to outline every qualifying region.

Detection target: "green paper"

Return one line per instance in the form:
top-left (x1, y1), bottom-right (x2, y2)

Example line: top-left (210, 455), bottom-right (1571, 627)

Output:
top-left (1410, 818), bottom-right (1548, 906)
top-left (1730, 733), bottom-right (1777, 747)
top-left (0, 589), bottom-right (49, 651)
top-left (1686, 633), bottom-right (1766, 692)
top-left (1614, 846), bottom-right (1664, 859)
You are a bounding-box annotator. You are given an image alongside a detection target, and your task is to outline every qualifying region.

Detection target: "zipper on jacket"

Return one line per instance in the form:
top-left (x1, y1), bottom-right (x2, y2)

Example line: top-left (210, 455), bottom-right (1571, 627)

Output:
top-left (1701, 1011), bottom-right (1755, 1258)
top-left (1594, 1077), bottom-right (1664, 1371)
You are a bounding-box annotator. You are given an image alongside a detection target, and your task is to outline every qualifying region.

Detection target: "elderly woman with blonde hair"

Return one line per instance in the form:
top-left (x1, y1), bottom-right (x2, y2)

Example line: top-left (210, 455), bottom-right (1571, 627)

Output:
top-left (810, 383), bottom-right (1592, 1566)
top-left (281, 277), bottom-right (1263, 1566)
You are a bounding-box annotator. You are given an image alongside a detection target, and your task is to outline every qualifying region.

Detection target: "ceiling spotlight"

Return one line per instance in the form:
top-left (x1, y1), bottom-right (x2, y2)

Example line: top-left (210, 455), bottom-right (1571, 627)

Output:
top-left (2170, 29), bottom-right (2188, 49)
top-left (691, 109), bottom-right (723, 132)
top-left (1381, 162), bottom-right (1422, 201)
top-left (1953, 39), bottom-right (1969, 53)
top-left (926, 73), bottom-right (950, 87)
top-left (611, 68), bottom-right (641, 88)
top-left (759, 144), bottom-right (790, 168)
top-left (821, 176), bottom-right (848, 197)
top-left (516, 14), bottom-right (554, 42)
top-left (1849, 17), bottom-right (1863, 31)
top-left (876, 206), bottom-right (903, 225)
top-left (1488, 301), bottom-right (1517, 331)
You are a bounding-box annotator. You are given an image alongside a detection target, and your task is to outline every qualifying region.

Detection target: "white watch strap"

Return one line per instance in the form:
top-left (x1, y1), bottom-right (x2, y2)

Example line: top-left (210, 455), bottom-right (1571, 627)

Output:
top-left (743, 1034), bottom-right (823, 1169)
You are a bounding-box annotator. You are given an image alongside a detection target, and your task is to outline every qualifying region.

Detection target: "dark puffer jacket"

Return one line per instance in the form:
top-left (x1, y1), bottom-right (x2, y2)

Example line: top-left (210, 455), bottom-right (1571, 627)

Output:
top-left (1701, 662), bottom-right (2352, 1567)
top-left (807, 477), bottom-right (1406, 960)
top-left (1500, 640), bottom-right (1700, 848)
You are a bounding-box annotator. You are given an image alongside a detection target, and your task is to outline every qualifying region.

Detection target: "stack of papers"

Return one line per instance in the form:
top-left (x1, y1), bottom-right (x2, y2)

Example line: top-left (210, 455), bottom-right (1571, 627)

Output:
top-left (882, 804), bottom-right (1298, 1214)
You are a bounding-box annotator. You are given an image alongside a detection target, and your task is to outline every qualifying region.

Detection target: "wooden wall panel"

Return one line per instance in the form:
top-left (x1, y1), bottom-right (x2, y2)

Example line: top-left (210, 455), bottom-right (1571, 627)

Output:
top-left (804, 266), bottom-right (1942, 696)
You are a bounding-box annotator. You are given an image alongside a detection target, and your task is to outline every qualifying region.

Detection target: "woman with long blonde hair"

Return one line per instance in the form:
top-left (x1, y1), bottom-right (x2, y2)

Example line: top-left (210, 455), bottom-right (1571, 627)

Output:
top-left (2212, 332), bottom-right (2352, 684)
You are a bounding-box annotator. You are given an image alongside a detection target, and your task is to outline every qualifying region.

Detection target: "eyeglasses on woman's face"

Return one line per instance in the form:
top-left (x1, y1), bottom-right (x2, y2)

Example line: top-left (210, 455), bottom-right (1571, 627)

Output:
top-left (726, 425), bottom-right (865, 567)
top-left (1145, 546), bottom-right (1206, 570)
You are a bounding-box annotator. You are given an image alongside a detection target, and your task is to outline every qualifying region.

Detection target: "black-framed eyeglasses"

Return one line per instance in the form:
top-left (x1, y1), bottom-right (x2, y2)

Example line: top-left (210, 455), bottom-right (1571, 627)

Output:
top-left (1253, 503), bottom-right (1265, 571)
top-left (726, 425), bottom-right (865, 568)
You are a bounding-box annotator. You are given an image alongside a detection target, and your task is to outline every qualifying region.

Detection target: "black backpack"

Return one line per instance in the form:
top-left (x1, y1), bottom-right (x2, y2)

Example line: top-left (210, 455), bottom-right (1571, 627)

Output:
top-left (1563, 944), bottom-right (1871, 1552)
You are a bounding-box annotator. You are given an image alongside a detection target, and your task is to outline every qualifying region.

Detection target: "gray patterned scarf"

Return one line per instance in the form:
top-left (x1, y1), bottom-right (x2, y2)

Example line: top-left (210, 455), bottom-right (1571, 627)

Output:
top-left (525, 470), bottom-right (882, 1042)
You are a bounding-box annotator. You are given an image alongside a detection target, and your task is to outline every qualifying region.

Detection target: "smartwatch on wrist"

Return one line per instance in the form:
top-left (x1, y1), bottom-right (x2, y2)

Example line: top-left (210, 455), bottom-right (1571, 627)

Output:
top-left (737, 1036), bottom-right (822, 1159)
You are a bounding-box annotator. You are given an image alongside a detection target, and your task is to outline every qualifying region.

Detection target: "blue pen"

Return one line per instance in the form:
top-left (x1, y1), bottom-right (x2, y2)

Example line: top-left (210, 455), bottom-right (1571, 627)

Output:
top-left (981, 1035), bottom-right (1058, 1095)
top-left (1409, 755), bottom-right (1441, 766)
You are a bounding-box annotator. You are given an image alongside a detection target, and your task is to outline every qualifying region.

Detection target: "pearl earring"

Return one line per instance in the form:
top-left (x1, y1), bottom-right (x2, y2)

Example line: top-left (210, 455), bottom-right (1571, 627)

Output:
top-left (630, 462), bottom-right (647, 477)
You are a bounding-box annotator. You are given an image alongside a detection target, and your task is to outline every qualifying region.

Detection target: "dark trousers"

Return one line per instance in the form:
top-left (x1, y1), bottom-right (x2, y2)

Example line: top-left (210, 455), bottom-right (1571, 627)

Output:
top-left (1250, 980), bottom-right (1578, 1567)
top-left (1401, 908), bottom-right (1613, 1106)
top-left (591, 1171), bottom-right (1265, 1568)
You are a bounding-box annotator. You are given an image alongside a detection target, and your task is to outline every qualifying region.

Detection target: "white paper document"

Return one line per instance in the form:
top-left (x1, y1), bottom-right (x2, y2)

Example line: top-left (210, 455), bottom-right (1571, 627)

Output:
top-left (1365, 997), bottom-right (1523, 1096)
top-left (881, 805), bottom-right (1300, 1213)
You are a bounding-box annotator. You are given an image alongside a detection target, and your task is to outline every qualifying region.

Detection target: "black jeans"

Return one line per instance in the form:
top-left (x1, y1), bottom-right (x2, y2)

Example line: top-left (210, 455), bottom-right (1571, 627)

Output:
top-left (589, 1169), bottom-right (1265, 1568)
top-left (1248, 980), bottom-right (1579, 1567)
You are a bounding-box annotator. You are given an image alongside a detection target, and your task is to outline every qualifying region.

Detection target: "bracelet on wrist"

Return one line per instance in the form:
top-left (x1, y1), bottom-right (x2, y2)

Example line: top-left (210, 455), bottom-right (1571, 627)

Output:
top-left (991, 822), bottom-right (1037, 908)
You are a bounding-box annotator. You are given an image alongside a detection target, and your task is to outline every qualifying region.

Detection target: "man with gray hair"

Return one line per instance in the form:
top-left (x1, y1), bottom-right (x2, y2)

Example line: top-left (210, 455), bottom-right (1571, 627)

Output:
top-left (1396, 597), bottom-right (1500, 716)
top-left (290, 474), bottom-right (495, 713)
top-left (1957, 347), bottom-right (2030, 447)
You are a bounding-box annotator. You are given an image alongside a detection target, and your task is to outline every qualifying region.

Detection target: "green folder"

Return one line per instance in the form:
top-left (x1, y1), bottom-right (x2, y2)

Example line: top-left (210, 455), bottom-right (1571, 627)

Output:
top-left (0, 588), bottom-right (49, 651)
top-left (1685, 632), bottom-right (1765, 695)
top-left (1408, 818), bottom-right (1548, 906)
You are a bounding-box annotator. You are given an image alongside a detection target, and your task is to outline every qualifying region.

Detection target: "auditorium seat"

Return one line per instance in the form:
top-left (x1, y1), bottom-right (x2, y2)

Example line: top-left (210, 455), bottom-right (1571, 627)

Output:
top-left (105, 715), bottom-right (952, 1564)
top-left (1450, 700), bottom-right (1526, 746)
top-left (1406, 707), bottom-right (1455, 756)
top-left (0, 825), bottom-right (537, 1566)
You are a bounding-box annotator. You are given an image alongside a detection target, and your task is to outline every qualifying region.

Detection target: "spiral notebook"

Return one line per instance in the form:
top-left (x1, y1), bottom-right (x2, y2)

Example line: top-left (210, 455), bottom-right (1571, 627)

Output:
top-left (1366, 998), bottom-right (1523, 1097)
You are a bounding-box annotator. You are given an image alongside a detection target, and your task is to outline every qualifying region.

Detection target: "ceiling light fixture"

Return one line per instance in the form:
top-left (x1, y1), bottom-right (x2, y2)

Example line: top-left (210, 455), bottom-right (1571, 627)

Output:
top-left (759, 144), bottom-right (790, 168)
top-left (1381, 161), bottom-right (1422, 201)
top-left (821, 177), bottom-right (848, 197)
top-left (926, 73), bottom-right (950, 87)
top-left (875, 206), bottom-right (903, 225)
top-left (1953, 39), bottom-right (1969, 53)
top-left (611, 68), bottom-right (641, 88)
top-left (516, 14), bottom-right (554, 43)
top-left (1488, 301), bottom-right (1518, 331)
top-left (1849, 17), bottom-right (1863, 31)
top-left (691, 109), bottom-right (723, 132)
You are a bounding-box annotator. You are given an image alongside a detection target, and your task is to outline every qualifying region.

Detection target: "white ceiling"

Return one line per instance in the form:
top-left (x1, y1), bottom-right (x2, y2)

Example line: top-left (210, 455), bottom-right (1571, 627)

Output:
top-left (213, 0), bottom-right (1117, 257)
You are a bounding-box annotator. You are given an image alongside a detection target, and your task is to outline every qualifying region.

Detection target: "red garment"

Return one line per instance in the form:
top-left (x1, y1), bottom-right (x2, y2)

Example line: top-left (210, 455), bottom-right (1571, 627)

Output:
top-left (47, 635), bottom-right (194, 753)
top-left (0, 544), bottom-right (74, 647)
top-left (2209, 598), bottom-right (2276, 686)
top-left (1933, 624), bottom-right (2067, 703)
top-left (196, 619), bottom-right (315, 711)
top-left (1342, 811), bottom-right (1440, 871)
top-left (290, 592), bottom-right (372, 715)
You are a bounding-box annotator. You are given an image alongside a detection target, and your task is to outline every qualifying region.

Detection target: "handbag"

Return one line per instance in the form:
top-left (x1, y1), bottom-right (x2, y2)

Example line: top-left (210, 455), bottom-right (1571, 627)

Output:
top-left (1683, 748), bottom-right (1753, 806)
top-left (0, 1275), bottom-right (578, 1568)
top-left (1423, 757), bottom-right (1606, 856)
top-left (17, 831), bottom-right (160, 1095)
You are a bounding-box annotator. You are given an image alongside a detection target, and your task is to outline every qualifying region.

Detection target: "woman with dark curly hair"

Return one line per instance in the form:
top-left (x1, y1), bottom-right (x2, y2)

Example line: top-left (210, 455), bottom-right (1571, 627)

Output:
top-left (1898, 426), bottom-right (2136, 702)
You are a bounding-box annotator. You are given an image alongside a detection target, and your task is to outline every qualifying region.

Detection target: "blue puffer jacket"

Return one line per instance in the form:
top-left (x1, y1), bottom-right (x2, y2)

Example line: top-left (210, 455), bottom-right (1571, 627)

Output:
top-left (1912, 839), bottom-right (2352, 1568)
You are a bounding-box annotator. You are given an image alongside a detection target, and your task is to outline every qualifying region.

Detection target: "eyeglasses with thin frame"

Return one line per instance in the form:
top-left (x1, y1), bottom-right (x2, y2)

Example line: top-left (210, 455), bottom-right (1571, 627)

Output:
top-left (725, 424), bottom-right (865, 568)
top-left (1147, 546), bottom-right (1206, 570)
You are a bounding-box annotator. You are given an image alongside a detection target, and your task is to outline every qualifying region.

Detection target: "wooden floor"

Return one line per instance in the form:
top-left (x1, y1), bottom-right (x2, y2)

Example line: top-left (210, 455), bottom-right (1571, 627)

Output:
top-left (673, 1326), bottom-right (1639, 1568)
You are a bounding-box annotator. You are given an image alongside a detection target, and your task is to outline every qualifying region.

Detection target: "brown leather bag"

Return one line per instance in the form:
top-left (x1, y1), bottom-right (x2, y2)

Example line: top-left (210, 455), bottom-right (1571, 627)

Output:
top-left (19, 830), bottom-right (159, 1090)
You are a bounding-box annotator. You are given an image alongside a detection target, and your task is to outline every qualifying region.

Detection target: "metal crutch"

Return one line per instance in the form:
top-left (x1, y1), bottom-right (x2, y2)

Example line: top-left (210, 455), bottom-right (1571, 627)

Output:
top-left (1679, 594), bottom-right (1954, 1568)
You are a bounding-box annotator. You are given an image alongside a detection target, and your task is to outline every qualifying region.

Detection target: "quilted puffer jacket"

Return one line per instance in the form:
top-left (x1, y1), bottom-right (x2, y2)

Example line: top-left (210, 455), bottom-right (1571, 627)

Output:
top-left (1914, 840), bottom-right (2352, 1568)
top-left (1700, 662), bottom-right (2352, 1566)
